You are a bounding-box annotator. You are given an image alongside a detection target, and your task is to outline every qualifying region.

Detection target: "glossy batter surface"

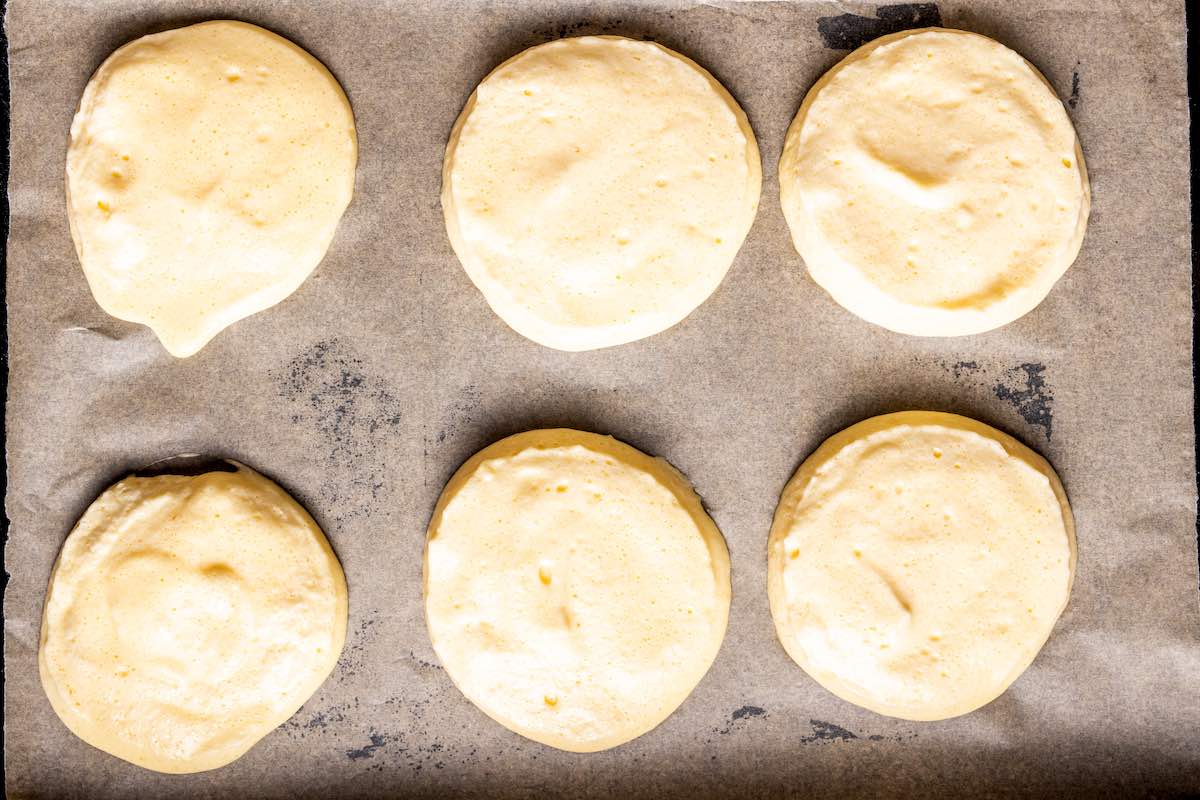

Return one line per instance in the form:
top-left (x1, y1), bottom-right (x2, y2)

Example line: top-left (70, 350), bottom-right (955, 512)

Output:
top-left (780, 29), bottom-right (1089, 336)
top-left (39, 463), bottom-right (348, 773)
top-left (768, 412), bottom-right (1075, 720)
top-left (425, 429), bottom-right (731, 751)
top-left (67, 20), bottom-right (357, 357)
top-left (443, 36), bottom-right (761, 351)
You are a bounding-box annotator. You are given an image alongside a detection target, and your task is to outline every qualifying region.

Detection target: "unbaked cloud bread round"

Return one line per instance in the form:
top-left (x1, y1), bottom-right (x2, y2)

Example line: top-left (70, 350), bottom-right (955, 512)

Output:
top-left (66, 20), bottom-right (357, 357)
top-left (39, 461), bottom-right (348, 773)
top-left (767, 411), bottom-right (1075, 721)
top-left (424, 429), bottom-right (731, 751)
top-left (442, 35), bottom-right (762, 351)
top-left (779, 28), bottom-right (1090, 336)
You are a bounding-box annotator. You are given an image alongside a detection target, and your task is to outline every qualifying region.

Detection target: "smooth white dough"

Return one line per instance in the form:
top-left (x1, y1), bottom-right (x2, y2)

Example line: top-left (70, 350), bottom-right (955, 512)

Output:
top-left (39, 463), bottom-right (348, 773)
top-left (424, 429), bottom-right (731, 751)
top-left (780, 28), bottom-right (1090, 336)
top-left (442, 36), bottom-right (762, 351)
top-left (66, 20), bottom-right (357, 357)
top-left (768, 412), bottom-right (1075, 721)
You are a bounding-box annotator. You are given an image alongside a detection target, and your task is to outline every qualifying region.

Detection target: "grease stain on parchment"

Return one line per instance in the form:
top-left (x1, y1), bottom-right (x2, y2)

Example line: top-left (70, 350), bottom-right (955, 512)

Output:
top-left (410, 650), bottom-right (443, 671)
top-left (801, 720), bottom-right (858, 743)
top-left (713, 705), bottom-right (768, 735)
top-left (707, 712), bottom-right (913, 747)
top-left (937, 359), bottom-right (1055, 440)
top-left (273, 338), bottom-right (404, 522)
top-left (994, 363), bottom-right (1054, 439)
top-left (800, 720), bottom-right (916, 745)
top-left (946, 359), bottom-right (980, 380)
top-left (533, 18), bottom-right (629, 42)
top-left (817, 3), bottom-right (942, 50)
top-left (345, 698), bottom-right (451, 773)
top-left (347, 731), bottom-right (390, 761)
top-left (281, 698), bottom-right (358, 739)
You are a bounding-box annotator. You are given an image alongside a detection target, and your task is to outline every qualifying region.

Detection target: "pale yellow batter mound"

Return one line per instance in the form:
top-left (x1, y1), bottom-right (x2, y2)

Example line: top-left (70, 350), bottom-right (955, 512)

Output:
top-left (66, 21), bottom-right (357, 357)
top-left (424, 429), bottom-right (731, 751)
top-left (442, 36), bottom-right (762, 351)
top-left (780, 29), bottom-right (1090, 336)
top-left (767, 412), bottom-right (1075, 721)
top-left (39, 462), bottom-right (348, 773)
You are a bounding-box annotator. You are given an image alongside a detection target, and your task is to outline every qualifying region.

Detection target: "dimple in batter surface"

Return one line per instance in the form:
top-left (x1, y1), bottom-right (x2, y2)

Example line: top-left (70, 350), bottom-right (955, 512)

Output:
top-left (779, 28), bottom-right (1089, 336)
top-left (39, 462), bottom-right (348, 773)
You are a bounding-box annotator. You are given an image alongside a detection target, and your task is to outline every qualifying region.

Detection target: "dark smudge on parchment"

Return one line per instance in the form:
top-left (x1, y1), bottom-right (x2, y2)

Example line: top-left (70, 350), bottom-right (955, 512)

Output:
top-left (938, 358), bottom-right (1055, 440)
top-left (713, 705), bottom-right (768, 735)
top-left (272, 338), bottom-right (404, 524)
top-left (817, 3), bottom-right (942, 50)
top-left (993, 363), bottom-right (1054, 440)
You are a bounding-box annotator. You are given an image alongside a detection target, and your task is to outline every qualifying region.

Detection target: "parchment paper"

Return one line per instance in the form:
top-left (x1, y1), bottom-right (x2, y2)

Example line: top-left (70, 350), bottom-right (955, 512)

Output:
top-left (4, 1), bottom-right (1196, 797)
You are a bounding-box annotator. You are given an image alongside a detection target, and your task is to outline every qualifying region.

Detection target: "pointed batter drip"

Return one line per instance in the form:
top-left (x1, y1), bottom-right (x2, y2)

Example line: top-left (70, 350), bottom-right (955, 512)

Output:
top-left (67, 21), bottom-right (357, 356)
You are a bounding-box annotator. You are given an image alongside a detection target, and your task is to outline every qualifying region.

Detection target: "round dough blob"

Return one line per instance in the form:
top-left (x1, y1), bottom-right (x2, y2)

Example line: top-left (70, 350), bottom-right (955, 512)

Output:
top-left (39, 462), bottom-right (348, 773)
top-left (779, 28), bottom-right (1090, 336)
top-left (442, 36), bottom-right (762, 351)
top-left (425, 429), bottom-right (731, 751)
top-left (767, 412), bottom-right (1075, 721)
top-left (66, 20), bottom-right (357, 357)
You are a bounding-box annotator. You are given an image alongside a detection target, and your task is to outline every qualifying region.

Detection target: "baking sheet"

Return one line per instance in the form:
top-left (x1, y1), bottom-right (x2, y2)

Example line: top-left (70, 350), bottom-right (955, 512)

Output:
top-left (3, 0), bottom-right (1196, 797)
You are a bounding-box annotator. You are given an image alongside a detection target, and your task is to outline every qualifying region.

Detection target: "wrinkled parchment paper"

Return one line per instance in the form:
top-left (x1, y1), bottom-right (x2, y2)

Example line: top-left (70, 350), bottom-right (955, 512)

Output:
top-left (4, 1), bottom-right (1196, 797)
